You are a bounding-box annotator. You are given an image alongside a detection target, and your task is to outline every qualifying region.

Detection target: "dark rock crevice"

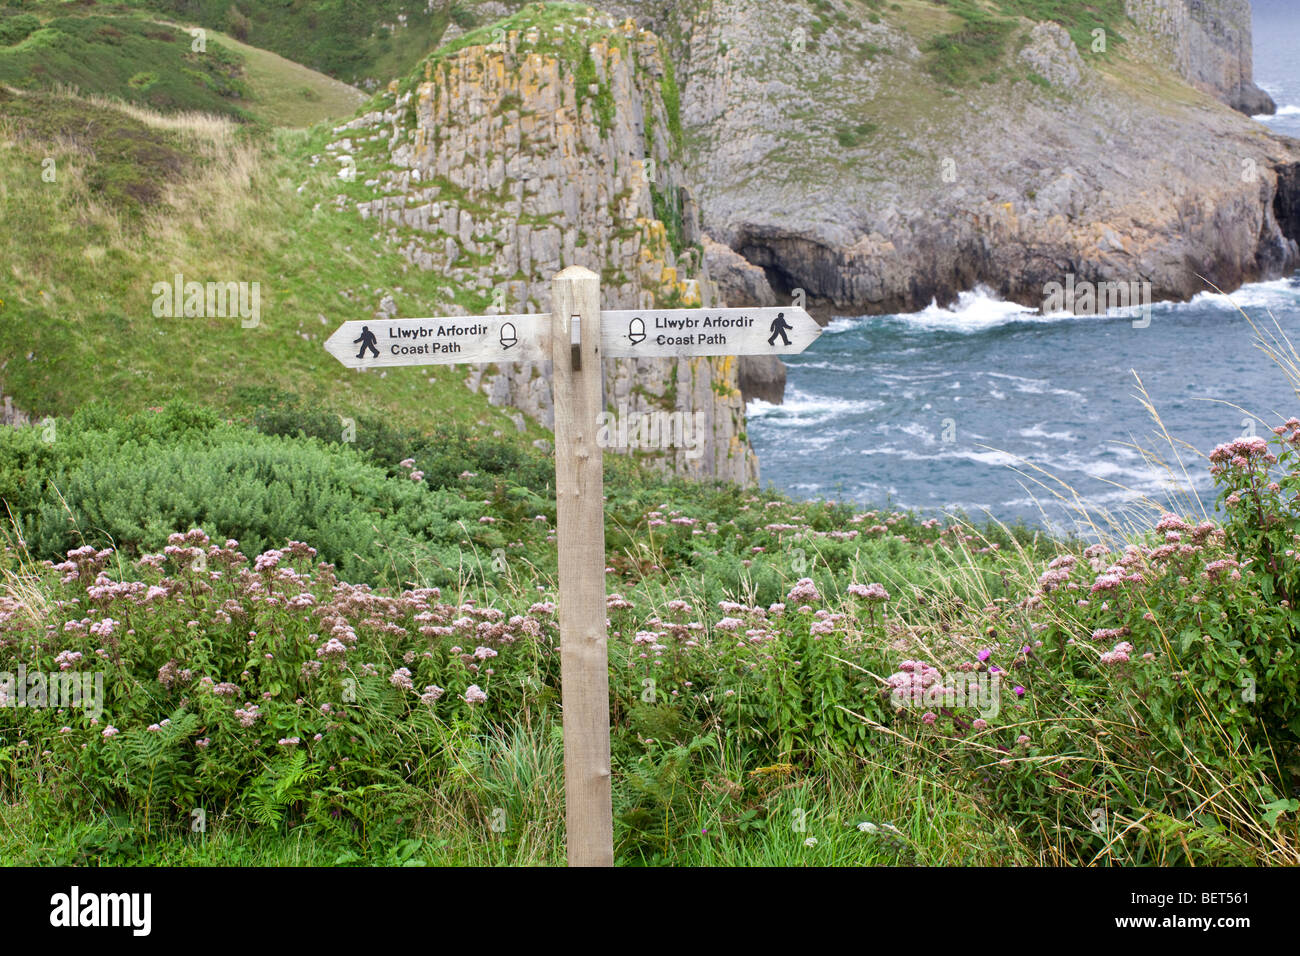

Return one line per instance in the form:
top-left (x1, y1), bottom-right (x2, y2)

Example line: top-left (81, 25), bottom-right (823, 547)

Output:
top-left (733, 229), bottom-right (844, 317)
top-left (1275, 162), bottom-right (1300, 249)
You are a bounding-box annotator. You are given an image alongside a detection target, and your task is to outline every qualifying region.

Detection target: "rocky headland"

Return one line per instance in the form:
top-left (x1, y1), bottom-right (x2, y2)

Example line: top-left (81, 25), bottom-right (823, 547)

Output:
top-left (324, 0), bottom-right (1300, 480)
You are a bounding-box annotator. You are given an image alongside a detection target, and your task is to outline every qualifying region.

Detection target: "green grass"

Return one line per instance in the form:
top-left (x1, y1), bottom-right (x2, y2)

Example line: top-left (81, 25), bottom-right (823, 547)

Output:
top-left (922, 3), bottom-right (1016, 87)
top-left (0, 9), bottom-right (253, 118)
top-left (165, 24), bottom-right (365, 127)
top-left (920, 0), bottom-right (1129, 87)
top-left (836, 121), bottom-right (881, 148)
top-left (0, 4), bottom-right (367, 128)
top-left (996, 0), bottom-right (1128, 51)
top-left (0, 86), bottom-right (532, 442)
top-left (119, 0), bottom-right (455, 85)
top-left (0, 736), bottom-right (1032, 866)
top-left (0, 86), bottom-right (194, 208)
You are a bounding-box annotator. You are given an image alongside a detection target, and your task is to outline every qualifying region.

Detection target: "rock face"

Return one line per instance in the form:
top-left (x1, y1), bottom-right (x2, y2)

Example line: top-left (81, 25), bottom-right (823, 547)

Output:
top-left (1126, 0), bottom-right (1275, 115)
top-left (317, 0), bottom-right (1296, 463)
top-left (593, 0), bottom-right (1299, 319)
top-left (701, 235), bottom-right (786, 403)
top-left (325, 10), bottom-right (757, 484)
top-left (702, 235), bottom-right (775, 307)
top-left (1018, 22), bottom-right (1085, 91)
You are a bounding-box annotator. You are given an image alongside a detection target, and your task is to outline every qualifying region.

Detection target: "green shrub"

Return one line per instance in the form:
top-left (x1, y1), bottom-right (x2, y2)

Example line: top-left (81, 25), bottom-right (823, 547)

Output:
top-left (0, 402), bottom-right (511, 586)
top-left (924, 17), bottom-right (1014, 87)
top-left (0, 12), bottom-right (39, 46)
top-left (884, 434), bottom-right (1300, 864)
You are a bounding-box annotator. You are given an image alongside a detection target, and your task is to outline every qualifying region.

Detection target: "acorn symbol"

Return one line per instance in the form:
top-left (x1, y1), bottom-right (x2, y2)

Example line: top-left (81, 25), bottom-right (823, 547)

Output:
top-left (499, 322), bottom-right (518, 349)
top-left (628, 316), bottom-right (646, 345)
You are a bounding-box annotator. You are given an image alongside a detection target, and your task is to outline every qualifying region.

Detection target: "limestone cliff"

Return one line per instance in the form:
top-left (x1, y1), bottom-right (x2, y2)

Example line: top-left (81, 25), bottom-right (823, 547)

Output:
top-left (1126, 0), bottom-right (1275, 115)
top-left (579, 0), bottom-right (1299, 317)
top-left (319, 0), bottom-right (1299, 450)
top-left (323, 7), bottom-right (758, 484)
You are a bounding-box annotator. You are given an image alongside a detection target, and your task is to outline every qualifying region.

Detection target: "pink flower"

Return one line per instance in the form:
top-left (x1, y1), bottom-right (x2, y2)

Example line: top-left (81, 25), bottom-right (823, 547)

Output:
top-left (848, 582), bottom-right (890, 602)
top-left (254, 550), bottom-right (283, 572)
top-left (462, 685), bottom-right (488, 704)
top-left (1099, 641), bottom-right (1133, 664)
top-left (1090, 574), bottom-right (1122, 593)
top-left (786, 578), bottom-right (821, 604)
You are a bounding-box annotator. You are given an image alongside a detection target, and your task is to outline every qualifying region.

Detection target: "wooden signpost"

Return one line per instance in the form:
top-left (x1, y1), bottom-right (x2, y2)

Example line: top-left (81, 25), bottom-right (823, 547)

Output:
top-left (326, 267), bottom-right (821, 866)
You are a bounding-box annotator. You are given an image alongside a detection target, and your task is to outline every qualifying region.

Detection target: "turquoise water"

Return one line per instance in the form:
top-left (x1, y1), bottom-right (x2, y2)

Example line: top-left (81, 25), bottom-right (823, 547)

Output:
top-left (1255, 0), bottom-right (1300, 140)
top-left (749, 11), bottom-right (1300, 532)
top-left (748, 281), bottom-right (1300, 531)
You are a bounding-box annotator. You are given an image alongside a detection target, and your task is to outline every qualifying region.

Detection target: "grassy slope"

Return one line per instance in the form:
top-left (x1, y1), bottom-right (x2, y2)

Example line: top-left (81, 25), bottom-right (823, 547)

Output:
top-left (120, 0), bottom-right (454, 85)
top-left (0, 7), bottom-right (254, 119)
top-left (151, 21), bottom-right (366, 127)
top-left (1, 3), bottom-right (367, 128)
top-left (0, 86), bottom-right (539, 442)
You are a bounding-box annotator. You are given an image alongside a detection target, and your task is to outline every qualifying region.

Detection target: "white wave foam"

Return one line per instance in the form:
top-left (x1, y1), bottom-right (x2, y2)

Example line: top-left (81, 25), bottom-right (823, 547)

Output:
top-left (747, 388), bottom-right (881, 426)
top-left (1019, 423), bottom-right (1078, 442)
top-left (823, 316), bottom-right (861, 334)
top-left (1184, 277), bottom-right (1300, 313)
top-left (793, 360), bottom-right (866, 372)
top-left (901, 286), bottom-right (1039, 331)
top-left (985, 371), bottom-right (1085, 400)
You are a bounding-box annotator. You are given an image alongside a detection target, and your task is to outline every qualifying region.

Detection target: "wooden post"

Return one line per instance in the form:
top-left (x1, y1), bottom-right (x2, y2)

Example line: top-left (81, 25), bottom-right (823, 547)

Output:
top-left (550, 266), bottom-right (613, 867)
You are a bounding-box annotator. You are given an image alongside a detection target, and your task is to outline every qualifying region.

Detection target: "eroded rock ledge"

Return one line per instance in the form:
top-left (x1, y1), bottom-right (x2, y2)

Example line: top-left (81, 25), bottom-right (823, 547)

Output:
top-left (612, 0), bottom-right (1299, 318)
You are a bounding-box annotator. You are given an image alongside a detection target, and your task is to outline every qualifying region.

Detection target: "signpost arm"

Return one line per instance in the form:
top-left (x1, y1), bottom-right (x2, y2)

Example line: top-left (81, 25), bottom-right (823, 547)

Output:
top-left (550, 266), bottom-right (613, 867)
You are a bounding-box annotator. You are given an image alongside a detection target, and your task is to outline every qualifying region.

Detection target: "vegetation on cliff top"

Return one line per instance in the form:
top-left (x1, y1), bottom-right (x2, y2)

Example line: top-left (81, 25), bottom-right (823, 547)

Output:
top-left (2, 0), bottom-right (1296, 867)
top-left (0, 83), bottom-right (529, 440)
top-left (0, 7), bottom-right (253, 119)
top-left (3, 397), bottom-right (1300, 865)
top-left (118, 0), bottom-right (453, 85)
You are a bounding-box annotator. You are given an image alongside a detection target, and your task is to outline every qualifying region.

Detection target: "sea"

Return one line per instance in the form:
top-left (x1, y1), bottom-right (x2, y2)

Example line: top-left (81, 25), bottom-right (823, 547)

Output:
top-left (747, 4), bottom-right (1300, 535)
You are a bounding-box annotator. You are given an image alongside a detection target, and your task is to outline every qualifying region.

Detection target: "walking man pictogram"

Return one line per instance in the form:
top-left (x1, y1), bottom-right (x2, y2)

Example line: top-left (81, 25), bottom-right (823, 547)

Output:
top-left (768, 312), bottom-right (792, 347)
top-left (354, 325), bottom-right (380, 359)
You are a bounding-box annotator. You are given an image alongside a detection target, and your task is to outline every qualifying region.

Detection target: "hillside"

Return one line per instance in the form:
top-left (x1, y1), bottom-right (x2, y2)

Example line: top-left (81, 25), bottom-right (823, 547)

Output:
top-left (575, 0), bottom-right (1300, 313)
top-left (123, 0), bottom-right (459, 87)
top-left (0, 3), bottom-right (365, 126)
top-left (0, 3), bottom-right (762, 482)
top-left (0, 82), bottom-right (535, 443)
top-left (0, 6), bottom-right (254, 119)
